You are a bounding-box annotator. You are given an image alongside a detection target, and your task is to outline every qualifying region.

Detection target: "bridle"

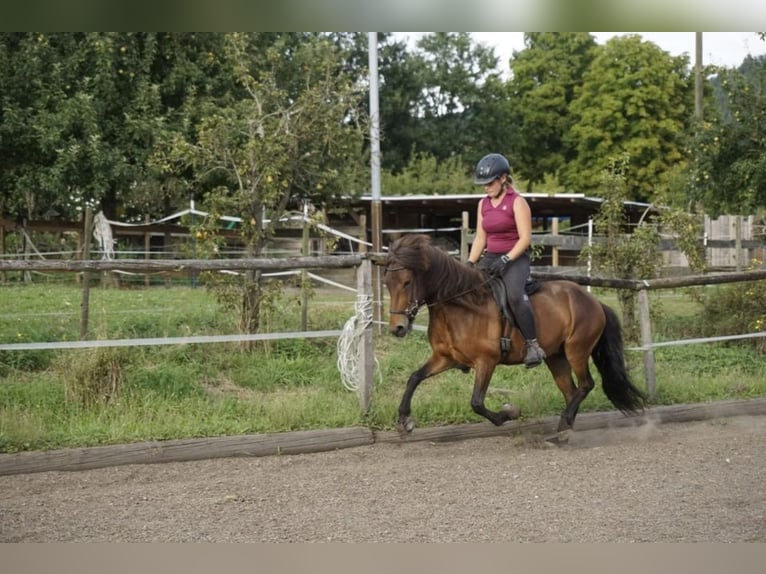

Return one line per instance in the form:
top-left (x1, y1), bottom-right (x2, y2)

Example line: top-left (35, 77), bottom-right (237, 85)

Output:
top-left (384, 264), bottom-right (424, 324)
top-left (385, 261), bottom-right (493, 325)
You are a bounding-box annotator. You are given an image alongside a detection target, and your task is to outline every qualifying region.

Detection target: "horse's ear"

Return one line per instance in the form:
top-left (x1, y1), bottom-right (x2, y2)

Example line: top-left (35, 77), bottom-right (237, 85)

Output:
top-left (368, 253), bottom-right (387, 266)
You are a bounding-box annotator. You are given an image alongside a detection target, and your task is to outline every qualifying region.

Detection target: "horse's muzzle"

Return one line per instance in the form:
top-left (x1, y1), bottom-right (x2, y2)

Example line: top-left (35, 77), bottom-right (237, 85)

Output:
top-left (389, 316), bottom-right (412, 337)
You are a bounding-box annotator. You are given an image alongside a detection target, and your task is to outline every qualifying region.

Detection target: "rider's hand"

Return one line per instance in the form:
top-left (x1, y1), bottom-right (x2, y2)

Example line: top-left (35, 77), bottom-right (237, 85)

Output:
top-left (489, 255), bottom-right (512, 277)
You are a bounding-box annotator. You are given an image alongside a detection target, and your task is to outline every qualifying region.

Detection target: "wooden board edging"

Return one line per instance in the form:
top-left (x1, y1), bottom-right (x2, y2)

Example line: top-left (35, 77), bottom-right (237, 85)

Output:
top-left (0, 427), bottom-right (374, 477)
top-left (373, 397), bottom-right (766, 444)
top-left (2, 398), bottom-right (766, 476)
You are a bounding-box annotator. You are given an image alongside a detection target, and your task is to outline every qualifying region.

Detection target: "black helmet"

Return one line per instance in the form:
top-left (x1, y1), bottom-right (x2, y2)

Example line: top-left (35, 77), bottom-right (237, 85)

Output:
top-left (473, 153), bottom-right (511, 185)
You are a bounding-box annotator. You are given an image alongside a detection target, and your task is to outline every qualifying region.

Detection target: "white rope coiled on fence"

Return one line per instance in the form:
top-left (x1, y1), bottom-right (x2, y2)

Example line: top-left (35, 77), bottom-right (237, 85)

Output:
top-left (337, 293), bottom-right (380, 392)
top-left (92, 211), bottom-right (115, 260)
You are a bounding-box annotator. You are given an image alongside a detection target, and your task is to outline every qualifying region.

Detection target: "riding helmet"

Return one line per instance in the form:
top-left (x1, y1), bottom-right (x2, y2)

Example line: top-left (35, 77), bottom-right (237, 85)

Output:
top-left (473, 153), bottom-right (511, 185)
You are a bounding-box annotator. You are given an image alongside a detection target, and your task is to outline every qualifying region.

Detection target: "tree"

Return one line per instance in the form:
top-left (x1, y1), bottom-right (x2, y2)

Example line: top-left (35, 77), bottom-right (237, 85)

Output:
top-left (381, 152), bottom-right (469, 196)
top-left (561, 35), bottom-right (692, 203)
top-left (0, 33), bottom-right (219, 223)
top-left (580, 155), bottom-right (659, 339)
top-left (153, 33), bottom-right (368, 337)
top-left (582, 154), bottom-right (706, 340)
top-left (374, 34), bottom-right (429, 174)
top-left (507, 33), bottom-right (598, 191)
top-left (0, 33), bottom-right (108, 221)
top-left (376, 32), bottom-right (509, 177)
top-left (689, 55), bottom-right (766, 216)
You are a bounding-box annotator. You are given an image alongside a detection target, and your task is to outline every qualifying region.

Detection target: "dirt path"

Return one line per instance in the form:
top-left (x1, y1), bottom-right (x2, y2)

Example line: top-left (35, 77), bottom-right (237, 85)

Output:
top-left (1, 415), bottom-right (765, 542)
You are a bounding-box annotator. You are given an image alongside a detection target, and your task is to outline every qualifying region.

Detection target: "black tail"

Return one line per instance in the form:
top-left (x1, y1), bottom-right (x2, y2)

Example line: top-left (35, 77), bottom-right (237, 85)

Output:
top-left (591, 304), bottom-right (646, 413)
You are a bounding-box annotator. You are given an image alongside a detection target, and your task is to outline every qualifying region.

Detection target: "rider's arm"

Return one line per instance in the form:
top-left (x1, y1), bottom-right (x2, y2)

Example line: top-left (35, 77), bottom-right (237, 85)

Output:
top-left (506, 197), bottom-right (532, 261)
top-left (467, 201), bottom-right (487, 264)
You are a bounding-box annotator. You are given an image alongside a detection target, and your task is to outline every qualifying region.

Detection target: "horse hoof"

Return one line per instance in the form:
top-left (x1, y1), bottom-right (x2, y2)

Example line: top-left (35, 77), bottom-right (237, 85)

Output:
top-left (501, 403), bottom-right (521, 420)
top-left (397, 417), bottom-right (415, 437)
top-left (545, 429), bottom-right (571, 446)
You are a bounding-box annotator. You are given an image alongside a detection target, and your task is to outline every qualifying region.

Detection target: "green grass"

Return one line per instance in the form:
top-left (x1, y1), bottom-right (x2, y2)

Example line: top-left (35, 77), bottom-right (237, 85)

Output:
top-left (1, 282), bottom-right (765, 453)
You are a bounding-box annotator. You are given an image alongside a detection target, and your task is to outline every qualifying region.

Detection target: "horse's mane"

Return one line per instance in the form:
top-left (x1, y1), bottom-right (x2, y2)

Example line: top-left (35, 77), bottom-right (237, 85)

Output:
top-left (388, 234), bottom-right (491, 308)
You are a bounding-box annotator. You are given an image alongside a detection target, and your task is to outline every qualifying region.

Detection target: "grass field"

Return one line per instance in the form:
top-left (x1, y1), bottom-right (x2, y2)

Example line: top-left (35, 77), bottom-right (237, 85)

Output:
top-left (1, 279), bottom-right (765, 453)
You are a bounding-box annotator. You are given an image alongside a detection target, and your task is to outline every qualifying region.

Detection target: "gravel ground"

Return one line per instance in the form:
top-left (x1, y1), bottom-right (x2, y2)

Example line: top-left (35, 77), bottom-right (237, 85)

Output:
top-left (1, 415), bottom-right (765, 542)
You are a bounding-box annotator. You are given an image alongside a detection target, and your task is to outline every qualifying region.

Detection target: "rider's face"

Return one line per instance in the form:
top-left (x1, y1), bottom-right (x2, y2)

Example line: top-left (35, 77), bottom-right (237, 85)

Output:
top-left (484, 178), bottom-right (502, 196)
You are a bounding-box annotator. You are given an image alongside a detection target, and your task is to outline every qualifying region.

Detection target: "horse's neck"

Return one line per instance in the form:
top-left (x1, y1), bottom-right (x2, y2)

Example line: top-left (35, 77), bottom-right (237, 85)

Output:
top-left (422, 265), bottom-right (489, 310)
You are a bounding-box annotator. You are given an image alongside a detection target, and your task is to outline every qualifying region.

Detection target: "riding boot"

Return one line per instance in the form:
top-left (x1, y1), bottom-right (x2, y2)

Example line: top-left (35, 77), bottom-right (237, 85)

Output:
top-left (524, 338), bottom-right (546, 368)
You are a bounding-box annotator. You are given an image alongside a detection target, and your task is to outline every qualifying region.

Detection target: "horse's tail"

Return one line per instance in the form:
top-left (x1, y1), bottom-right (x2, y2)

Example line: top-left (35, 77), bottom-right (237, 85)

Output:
top-left (591, 303), bottom-right (647, 413)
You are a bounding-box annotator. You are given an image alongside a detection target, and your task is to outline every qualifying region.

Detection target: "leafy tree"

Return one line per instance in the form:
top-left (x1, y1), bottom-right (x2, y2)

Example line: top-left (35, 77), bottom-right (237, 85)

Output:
top-left (580, 155), bottom-right (660, 339)
top-left (0, 33), bottom-right (222, 223)
top-left (152, 33), bottom-right (368, 337)
top-left (119, 33), bottom-right (234, 219)
top-left (381, 152), bottom-right (470, 196)
top-left (689, 55), bottom-right (766, 216)
top-left (376, 33), bottom-right (509, 177)
top-left (0, 33), bottom-right (107, 220)
top-left (561, 35), bottom-right (692, 203)
top-left (374, 34), bottom-right (427, 174)
top-left (582, 154), bottom-right (707, 340)
top-left (507, 33), bottom-right (598, 191)
top-left (413, 33), bottom-right (510, 169)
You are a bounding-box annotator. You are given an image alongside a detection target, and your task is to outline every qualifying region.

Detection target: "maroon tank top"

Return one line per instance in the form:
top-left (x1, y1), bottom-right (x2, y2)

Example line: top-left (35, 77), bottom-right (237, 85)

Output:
top-left (481, 189), bottom-right (520, 254)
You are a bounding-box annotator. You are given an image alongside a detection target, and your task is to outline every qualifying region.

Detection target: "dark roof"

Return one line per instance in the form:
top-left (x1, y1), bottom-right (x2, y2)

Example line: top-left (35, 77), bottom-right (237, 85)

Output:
top-left (357, 193), bottom-right (656, 223)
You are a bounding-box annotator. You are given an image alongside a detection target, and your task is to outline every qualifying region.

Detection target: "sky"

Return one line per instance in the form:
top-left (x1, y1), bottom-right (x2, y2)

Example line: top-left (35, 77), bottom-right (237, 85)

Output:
top-left (401, 32), bottom-right (766, 73)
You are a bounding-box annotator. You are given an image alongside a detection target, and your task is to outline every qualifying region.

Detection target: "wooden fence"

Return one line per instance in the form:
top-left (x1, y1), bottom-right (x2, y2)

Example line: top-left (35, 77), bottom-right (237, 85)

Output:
top-left (2, 256), bottom-right (766, 404)
top-left (532, 268), bottom-right (766, 398)
top-left (0, 255), bottom-right (375, 412)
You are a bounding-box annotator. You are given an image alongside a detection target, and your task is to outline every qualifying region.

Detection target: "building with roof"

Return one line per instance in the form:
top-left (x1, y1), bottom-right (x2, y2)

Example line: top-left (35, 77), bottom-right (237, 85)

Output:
top-left (344, 193), bottom-right (657, 267)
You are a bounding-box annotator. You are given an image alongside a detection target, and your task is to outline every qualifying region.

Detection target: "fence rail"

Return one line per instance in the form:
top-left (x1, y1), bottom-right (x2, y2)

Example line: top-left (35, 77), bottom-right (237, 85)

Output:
top-left (0, 255), bottom-right (375, 412)
top-left (532, 268), bottom-right (766, 290)
top-left (532, 267), bottom-right (766, 399)
top-left (0, 254), bottom-right (363, 273)
top-left (2, 255), bottom-right (765, 406)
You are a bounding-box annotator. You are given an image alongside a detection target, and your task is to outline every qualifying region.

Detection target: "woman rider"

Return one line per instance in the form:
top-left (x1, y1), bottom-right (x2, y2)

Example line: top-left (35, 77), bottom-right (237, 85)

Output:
top-left (466, 153), bottom-right (546, 368)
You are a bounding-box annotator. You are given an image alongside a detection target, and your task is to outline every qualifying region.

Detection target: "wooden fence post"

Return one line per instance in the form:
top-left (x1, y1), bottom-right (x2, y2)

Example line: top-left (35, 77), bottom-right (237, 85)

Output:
top-left (80, 207), bottom-right (94, 340)
top-left (356, 259), bottom-right (374, 413)
top-left (637, 287), bottom-right (657, 400)
top-left (460, 211), bottom-right (469, 261)
top-left (144, 214), bottom-right (151, 288)
top-left (0, 221), bottom-right (5, 284)
top-left (551, 217), bottom-right (560, 267)
top-left (164, 231), bottom-right (171, 288)
top-left (22, 219), bottom-right (30, 284)
top-left (301, 210), bottom-right (310, 332)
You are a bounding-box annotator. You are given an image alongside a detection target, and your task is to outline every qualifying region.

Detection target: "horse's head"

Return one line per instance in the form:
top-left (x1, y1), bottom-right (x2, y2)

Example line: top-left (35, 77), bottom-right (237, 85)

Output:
top-left (384, 263), bottom-right (419, 337)
top-left (383, 235), bottom-right (430, 337)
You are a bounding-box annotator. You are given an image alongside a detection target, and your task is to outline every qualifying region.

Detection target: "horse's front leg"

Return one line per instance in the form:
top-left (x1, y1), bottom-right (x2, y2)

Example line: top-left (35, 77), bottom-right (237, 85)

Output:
top-left (397, 355), bottom-right (455, 436)
top-left (470, 362), bottom-right (522, 426)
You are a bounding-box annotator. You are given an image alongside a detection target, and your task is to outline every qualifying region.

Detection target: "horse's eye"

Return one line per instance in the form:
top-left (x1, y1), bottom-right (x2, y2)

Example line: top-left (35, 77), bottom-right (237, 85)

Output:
top-left (403, 279), bottom-right (411, 288)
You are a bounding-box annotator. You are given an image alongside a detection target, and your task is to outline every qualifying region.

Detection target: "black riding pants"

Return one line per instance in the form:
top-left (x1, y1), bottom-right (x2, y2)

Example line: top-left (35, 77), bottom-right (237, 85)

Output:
top-left (478, 252), bottom-right (538, 340)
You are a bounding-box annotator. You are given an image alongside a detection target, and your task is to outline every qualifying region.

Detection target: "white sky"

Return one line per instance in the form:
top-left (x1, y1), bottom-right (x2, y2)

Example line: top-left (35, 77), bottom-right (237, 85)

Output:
top-left (401, 32), bottom-right (766, 73)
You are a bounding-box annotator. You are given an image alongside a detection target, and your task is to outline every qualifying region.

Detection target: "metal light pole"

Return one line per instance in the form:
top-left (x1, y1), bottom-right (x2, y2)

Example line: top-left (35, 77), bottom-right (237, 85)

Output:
top-left (695, 32), bottom-right (703, 121)
top-left (368, 32), bottom-right (383, 327)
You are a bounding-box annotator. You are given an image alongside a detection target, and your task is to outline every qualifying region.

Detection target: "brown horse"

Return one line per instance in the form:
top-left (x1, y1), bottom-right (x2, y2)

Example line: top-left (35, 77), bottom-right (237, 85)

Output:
top-left (383, 234), bottom-right (646, 437)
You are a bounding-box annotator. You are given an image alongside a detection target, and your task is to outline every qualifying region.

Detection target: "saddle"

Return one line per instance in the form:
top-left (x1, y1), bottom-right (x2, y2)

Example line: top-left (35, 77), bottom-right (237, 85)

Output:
top-left (487, 276), bottom-right (541, 360)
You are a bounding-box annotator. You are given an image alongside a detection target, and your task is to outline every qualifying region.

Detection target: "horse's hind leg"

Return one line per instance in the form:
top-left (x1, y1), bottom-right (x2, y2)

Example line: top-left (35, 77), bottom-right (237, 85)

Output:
top-left (470, 363), bottom-right (521, 426)
top-left (547, 353), bottom-right (595, 432)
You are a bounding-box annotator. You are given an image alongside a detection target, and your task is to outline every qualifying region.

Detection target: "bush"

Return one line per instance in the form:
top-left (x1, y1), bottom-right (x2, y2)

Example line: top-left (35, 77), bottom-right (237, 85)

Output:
top-left (699, 259), bottom-right (766, 353)
top-left (61, 347), bottom-right (130, 407)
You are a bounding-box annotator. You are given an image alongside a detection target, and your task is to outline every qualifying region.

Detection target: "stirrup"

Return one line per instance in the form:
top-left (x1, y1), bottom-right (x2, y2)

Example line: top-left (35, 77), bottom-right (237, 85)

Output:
top-left (523, 341), bottom-right (545, 368)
